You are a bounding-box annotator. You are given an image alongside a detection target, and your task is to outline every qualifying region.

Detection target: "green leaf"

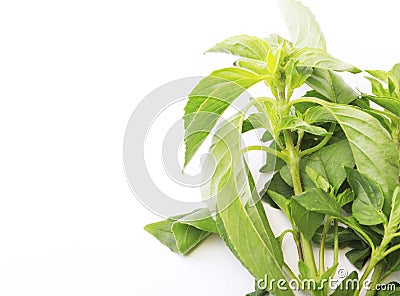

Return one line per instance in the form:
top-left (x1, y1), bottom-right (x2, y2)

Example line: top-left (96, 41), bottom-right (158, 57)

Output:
top-left (384, 249), bottom-right (400, 279)
top-left (293, 188), bottom-right (342, 217)
top-left (364, 95), bottom-right (400, 117)
top-left (278, 0), bottom-right (326, 49)
top-left (267, 190), bottom-right (291, 217)
top-left (387, 186), bottom-right (400, 234)
top-left (303, 106), bottom-right (335, 124)
top-left (330, 271), bottom-right (359, 296)
top-left (322, 105), bottom-right (399, 216)
top-left (279, 115), bottom-right (330, 136)
top-left (144, 209), bottom-right (217, 255)
top-left (366, 77), bottom-right (388, 97)
top-left (305, 166), bottom-right (330, 191)
top-left (242, 112), bottom-right (272, 133)
top-left (346, 168), bottom-right (387, 226)
top-left (303, 140), bottom-right (354, 191)
top-left (204, 114), bottom-right (294, 295)
top-left (261, 172), bottom-right (294, 209)
top-left (390, 63), bottom-right (400, 84)
top-left (336, 188), bottom-right (354, 207)
top-left (293, 188), bottom-right (378, 248)
top-left (235, 59), bottom-right (269, 76)
top-left (207, 35), bottom-right (271, 61)
top-left (291, 199), bottom-right (324, 240)
top-left (184, 67), bottom-right (263, 167)
top-left (293, 48), bottom-right (361, 73)
top-left (279, 139), bottom-right (354, 192)
top-left (345, 247), bottom-right (371, 270)
top-left (306, 69), bottom-right (359, 104)
top-left (259, 154), bottom-right (285, 174)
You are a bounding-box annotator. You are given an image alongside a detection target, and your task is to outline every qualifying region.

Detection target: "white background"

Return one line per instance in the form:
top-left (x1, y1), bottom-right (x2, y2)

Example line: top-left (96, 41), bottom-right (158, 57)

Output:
top-left (0, 0), bottom-right (399, 295)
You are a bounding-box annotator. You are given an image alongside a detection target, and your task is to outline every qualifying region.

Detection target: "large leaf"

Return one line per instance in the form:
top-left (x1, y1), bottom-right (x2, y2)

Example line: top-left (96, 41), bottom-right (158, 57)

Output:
top-left (346, 168), bottom-right (387, 226)
top-left (203, 115), bottom-right (293, 295)
top-left (278, 0), bottom-right (326, 49)
top-left (306, 69), bottom-right (359, 104)
top-left (323, 105), bottom-right (399, 215)
top-left (293, 48), bottom-right (361, 74)
top-left (184, 68), bottom-right (264, 166)
top-left (144, 208), bottom-right (217, 255)
top-left (207, 35), bottom-right (270, 61)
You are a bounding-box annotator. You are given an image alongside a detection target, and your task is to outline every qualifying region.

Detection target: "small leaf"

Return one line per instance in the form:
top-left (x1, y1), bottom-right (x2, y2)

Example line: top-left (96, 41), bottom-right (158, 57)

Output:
top-left (144, 208), bottom-right (217, 255)
top-left (242, 112), bottom-right (272, 133)
top-left (280, 115), bottom-right (330, 136)
top-left (293, 188), bottom-right (342, 217)
top-left (267, 190), bottom-right (291, 217)
top-left (336, 188), bottom-right (354, 207)
top-left (302, 140), bottom-right (354, 192)
top-left (291, 199), bottom-right (324, 241)
top-left (305, 166), bottom-right (330, 191)
top-left (278, 0), bottom-right (326, 49)
top-left (306, 69), bottom-right (359, 104)
top-left (235, 59), bottom-right (269, 76)
top-left (293, 48), bottom-right (361, 74)
top-left (387, 186), bottom-right (400, 233)
top-left (207, 35), bottom-right (271, 61)
top-left (346, 168), bottom-right (387, 226)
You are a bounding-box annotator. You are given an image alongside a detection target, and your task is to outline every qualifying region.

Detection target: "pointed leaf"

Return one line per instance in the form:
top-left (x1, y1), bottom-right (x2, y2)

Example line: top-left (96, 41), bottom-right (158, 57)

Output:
top-left (207, 35), bottom-right (270, 61)
top-left (323, 105), bottom-right (399, 215)
top-left (293, 48), bottom-right (361, 73)
top-left (144, 208), bottom-right (217, 255)
top-left (306, 69), bottom-right (359, 104)
top-left (278, 0), bottom-right (326, 49)
top-left (346, 168), bottom-right (387, 226)
top-left (184, 67), bottom-right (263, 166)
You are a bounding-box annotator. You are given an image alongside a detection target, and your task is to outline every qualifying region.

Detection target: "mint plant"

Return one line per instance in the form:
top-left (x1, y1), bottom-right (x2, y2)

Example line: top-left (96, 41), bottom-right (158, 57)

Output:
top-left (144, 0), bottom-right (400, 295)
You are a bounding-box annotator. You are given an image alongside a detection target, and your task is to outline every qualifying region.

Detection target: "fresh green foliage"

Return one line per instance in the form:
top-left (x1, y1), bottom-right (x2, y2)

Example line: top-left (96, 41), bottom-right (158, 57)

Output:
top-left (144, 0), bottom-right (400, 295)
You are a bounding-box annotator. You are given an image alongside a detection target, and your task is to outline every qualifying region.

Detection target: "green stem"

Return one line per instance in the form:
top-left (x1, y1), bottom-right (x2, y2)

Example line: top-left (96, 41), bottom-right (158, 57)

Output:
top-left (241, 145), bottom-right (289, 162)
top-left (284, 130), bottom-right (318, 278)
top-left (300, 123), bottom-right (336, 157)
top-left (333, 219), bottom-right (339, 266)
top-left (365, 261), bottom-right (386, 296)
top-left (319, 217), bottom-right (333, 273)
top-left (383, 243), bottom-right (400, 257)
top-left (354, 261), bottom-right (377, 296)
